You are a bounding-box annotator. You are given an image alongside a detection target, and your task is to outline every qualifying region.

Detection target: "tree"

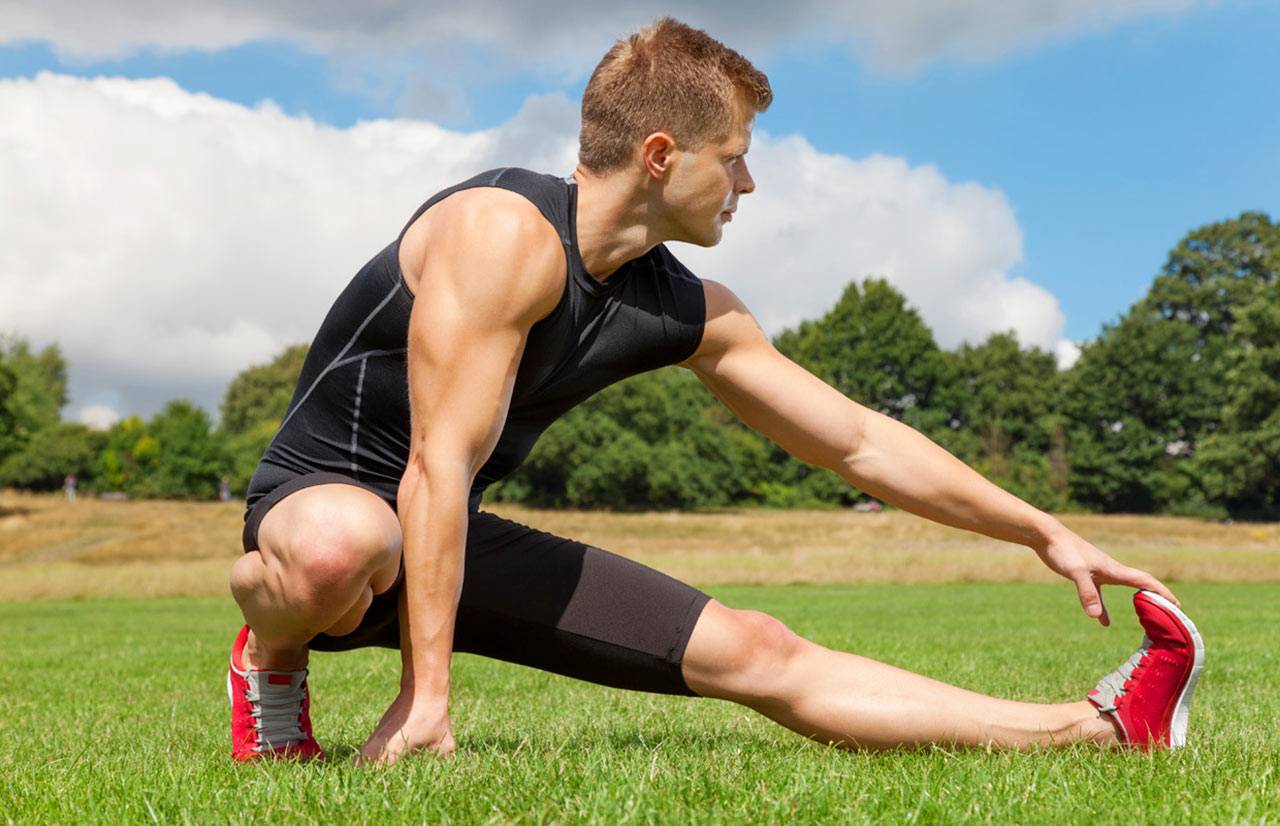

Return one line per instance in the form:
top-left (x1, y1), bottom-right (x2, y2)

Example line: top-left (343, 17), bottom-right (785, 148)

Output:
top-left (0, 361), bottom-right (17, 459)
top-left (94, 416), bottom-right (155, 493)
top-left (489, 368), bottom-right (772, 510)
top-left (219, 344), bottom-right (308, 492)
top-left (0, 337), bottom-right (68, 462)
top-left (1063, 212), bottom-right (1278, 515)
top-left (135, 400), bottom-right (227, 499)
top-left (0, 423), bottom-right (105, 490)
top-left (945, 332), bottom-right (1067, 510)
top-left (220, 344), bottom-right (309, 436)
top-left (767, 278), bottom-right (956, 506)
top-left (95, 403), bottom-right (227, 499)
top-left (1195, 281), bottom-right (1280, 518)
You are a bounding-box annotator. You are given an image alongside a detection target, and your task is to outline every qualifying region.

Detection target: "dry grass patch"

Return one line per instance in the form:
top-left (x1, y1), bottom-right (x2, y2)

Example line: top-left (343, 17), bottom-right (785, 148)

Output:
top-left (2, 489), bottom-right (1278, 601)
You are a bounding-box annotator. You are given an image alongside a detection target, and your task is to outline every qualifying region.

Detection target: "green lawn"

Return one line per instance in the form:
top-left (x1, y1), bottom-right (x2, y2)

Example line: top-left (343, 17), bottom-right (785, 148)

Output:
top-left (1, 583), bottom-right (1277, 824)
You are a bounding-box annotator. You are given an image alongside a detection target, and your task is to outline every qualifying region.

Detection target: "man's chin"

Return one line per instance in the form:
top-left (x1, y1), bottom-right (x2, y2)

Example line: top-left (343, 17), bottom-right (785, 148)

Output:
top-left (668, 223), bottom-right (724, 248)
top-left (694, 226), bottom-right (725, 248)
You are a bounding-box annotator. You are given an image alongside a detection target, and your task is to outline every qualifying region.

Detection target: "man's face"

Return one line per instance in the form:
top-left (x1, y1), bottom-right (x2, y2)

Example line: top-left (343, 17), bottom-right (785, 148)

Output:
top-left (664, 116), bottom-right (755, 247)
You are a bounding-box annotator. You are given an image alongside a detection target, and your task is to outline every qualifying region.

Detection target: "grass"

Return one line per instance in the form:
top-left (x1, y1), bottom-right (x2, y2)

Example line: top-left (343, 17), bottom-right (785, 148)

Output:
top-left (2, 583), bottom-right (1278, 823)
top-left (2, 490), bottom-right (1279, 601)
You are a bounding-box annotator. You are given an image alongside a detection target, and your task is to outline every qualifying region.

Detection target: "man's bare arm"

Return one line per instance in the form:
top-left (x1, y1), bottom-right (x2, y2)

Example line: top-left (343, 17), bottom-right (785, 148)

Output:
top-left (683, 279), bottom-right (1176, 624)
top-left (357, 189), bottom-right (564, 764)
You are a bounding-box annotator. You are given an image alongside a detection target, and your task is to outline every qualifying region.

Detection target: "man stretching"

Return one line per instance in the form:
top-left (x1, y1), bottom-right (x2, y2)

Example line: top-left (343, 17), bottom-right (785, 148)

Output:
top-left (228, 18), bottom-right (1203, 764)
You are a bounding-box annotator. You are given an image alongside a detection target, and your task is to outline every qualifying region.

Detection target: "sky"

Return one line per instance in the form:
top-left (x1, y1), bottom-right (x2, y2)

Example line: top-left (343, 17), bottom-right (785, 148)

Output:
top-left (1, 0), bottom-right (1276, 429)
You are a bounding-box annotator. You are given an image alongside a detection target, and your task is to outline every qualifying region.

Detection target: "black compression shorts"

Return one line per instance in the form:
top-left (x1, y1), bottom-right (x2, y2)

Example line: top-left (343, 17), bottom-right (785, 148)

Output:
top-left (242, 472), bottom-right (712, 696)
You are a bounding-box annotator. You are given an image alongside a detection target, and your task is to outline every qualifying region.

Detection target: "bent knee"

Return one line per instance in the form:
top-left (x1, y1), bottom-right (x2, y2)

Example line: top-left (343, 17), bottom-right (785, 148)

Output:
top-left (261, 486), bottom-right (401, 593)
top-left (682, 602), bottom-right (806, 700)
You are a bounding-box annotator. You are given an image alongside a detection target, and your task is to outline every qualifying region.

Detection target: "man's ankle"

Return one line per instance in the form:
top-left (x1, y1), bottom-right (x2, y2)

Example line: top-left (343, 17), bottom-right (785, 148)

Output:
top-left (243, 628), bottom-right (309, 671)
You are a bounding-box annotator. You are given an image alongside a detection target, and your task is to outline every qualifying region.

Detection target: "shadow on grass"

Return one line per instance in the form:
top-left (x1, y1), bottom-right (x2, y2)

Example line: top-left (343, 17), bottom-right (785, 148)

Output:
top-left (0, 504), bottom-right (32, 518)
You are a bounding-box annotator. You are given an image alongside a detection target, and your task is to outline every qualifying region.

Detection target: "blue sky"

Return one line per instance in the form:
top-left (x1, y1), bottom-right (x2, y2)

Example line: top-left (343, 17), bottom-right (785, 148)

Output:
top-left (1, 1), bottom-right (1276, 423)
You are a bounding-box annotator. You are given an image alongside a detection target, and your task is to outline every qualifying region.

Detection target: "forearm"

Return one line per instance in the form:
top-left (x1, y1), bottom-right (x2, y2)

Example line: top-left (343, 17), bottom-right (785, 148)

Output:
top-left (396, 459), bottom-right (468, 698)
top-left (839, 409), bottom-right (1064, 550)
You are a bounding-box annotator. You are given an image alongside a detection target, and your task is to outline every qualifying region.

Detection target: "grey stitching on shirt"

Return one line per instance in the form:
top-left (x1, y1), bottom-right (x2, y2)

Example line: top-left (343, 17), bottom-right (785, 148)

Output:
top-left (350, 357), bottom-right (368, 474)
top-left (276, 283), bottom-right (400, 433)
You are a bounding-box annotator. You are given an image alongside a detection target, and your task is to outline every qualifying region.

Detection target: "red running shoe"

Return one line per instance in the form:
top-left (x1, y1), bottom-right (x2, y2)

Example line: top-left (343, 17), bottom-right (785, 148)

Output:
top-left (227, 624), bottom-right (324, 762)
top-left (1087, 590), bottom-right (1205, 750)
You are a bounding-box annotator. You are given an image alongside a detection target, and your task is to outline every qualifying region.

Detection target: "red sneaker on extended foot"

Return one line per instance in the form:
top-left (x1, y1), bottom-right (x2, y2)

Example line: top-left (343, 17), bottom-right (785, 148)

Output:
top-left (1087, 590), bottom-right (1205, 750)
top-left (227, 624), bottom-right (324, 762)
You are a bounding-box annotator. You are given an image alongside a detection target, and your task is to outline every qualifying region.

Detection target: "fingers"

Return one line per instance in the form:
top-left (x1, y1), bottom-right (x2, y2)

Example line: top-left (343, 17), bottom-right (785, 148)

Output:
top-left (1102, 564), bottom-right (1180, 607)
top-left (354, 727), bottom-right (455, 767)
top-left (1073, 574), bottom-right (1110, 627)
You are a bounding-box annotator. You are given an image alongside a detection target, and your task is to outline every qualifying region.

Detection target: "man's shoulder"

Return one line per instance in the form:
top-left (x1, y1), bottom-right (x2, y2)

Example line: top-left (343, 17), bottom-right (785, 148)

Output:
top-left (401, 178), bottom-right (565, 314)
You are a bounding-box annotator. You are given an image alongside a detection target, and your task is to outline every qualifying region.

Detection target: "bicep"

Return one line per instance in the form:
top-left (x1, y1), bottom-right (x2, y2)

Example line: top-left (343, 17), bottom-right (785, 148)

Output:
top-left (686, 280), bottom-right (866, 469)
top-left (406, 294), bottom-right (525, 475)
top-left (404, 194), bottom-right (562, 476)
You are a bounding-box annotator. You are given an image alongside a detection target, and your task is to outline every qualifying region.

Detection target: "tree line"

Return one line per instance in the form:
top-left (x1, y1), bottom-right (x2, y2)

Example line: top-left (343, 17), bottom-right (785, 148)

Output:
top-left (1, 211), bottom-right (1275, 518)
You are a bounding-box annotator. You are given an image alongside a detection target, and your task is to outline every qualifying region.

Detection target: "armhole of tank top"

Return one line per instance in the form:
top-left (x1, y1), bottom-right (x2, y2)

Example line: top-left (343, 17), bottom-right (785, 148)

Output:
top-left (678, 276), bottom-right (709, 365)
top-left (390, 174), bottom-right (571, 318)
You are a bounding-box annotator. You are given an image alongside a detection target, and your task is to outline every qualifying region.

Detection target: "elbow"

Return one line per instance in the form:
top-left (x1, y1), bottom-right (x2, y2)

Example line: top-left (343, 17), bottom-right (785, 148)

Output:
top-left (836, 415), bottom-right (871, 476)
top-left (407, 446), bottom-right (470, 481)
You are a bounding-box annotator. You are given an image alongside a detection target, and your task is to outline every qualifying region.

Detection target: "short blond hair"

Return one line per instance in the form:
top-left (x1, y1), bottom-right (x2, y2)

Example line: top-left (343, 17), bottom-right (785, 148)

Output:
top-left (578, 17), bottom-right (772, 174)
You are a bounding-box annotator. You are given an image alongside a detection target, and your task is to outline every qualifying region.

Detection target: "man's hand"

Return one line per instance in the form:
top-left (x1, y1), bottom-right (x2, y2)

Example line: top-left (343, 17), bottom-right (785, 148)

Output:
top-left (1033, 523), bottom-right (1179, 626)
top-left (356, 690), bottom-right (455, 766)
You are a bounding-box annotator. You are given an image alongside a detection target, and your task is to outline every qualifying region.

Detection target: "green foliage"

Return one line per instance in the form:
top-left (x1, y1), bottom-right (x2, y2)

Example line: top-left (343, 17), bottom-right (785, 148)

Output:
top-left (0, 361), bottom-right (17, 456)
top-left (489, 368), bottom-right (772, 510)
top-left (767, 278), bottom-right (956, 507)
top-left (220, 344), bottom-right (308, 436)
top-left (94, 416), bottom-right (152, 492)
top-left (1195, 280), bottom-right (1280, 518)
top-left (1063, 212), bottom-right (1278, 515)
top-left (0, 337), bottom-right (68, 462)
top-left (218, 344), bottom-right (308, 492)
top-left (773, 279), bottom-right (953, 431)
top-left (6, 212), bottom-right (1276, 514)
top-left (945, 333), bottom-right (1068, 511)
top-left (94, 404), bottom-right (227, 499)
top-left (133, 400), bottom-right (227, 500)
top-left (0, 423), bottom-right (105, 491)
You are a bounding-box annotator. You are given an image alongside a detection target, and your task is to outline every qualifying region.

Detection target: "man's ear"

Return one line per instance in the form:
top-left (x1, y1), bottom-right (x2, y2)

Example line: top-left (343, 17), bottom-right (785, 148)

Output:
top-left (641, 131), bottom-right (676, 179)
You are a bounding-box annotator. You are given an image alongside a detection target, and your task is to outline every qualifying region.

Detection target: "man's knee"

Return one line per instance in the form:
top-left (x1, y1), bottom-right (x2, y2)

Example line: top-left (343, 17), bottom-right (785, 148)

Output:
top-left (260, 485), bottom-right (401, 596)
top-left (682, 601), bottom-right (806, 701)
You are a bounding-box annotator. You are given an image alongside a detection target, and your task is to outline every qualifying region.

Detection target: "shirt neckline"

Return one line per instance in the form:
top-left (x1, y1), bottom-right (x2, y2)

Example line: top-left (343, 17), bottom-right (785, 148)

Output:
top-left (565, 175), bottom-right (633, 298)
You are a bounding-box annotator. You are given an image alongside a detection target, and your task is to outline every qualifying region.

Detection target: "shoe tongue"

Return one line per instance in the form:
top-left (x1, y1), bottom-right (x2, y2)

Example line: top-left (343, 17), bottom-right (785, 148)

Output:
top-left (259, 670), bottom-right (305, 691)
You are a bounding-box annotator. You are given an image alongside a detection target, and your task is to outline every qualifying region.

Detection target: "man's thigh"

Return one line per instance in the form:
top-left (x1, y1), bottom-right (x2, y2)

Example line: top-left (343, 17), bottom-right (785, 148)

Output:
top-left (307, 508), bottom-right (713, 696)
top-left (452, 511), bottom-right (712, 695)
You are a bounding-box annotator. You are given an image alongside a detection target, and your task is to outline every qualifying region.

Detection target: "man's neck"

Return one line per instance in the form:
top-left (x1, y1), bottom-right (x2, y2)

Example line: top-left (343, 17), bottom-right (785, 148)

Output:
top-left (572, 165), bottom-right (668, 282)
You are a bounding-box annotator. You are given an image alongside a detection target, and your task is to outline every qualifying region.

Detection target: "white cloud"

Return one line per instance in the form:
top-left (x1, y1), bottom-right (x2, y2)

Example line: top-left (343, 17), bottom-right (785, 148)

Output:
top-left (1, 1), bottom-right (1203, 74)
top-left (77, 405), bottom-right (121, 430)
top-left (673, 139), bottom-right (1063, 351)
top-left (0, 72), bottom-right (578, 420)
top-left (1055, 339), bottom-right (1082, 370)
top-left (0, 73), bottom-right (1064, 421)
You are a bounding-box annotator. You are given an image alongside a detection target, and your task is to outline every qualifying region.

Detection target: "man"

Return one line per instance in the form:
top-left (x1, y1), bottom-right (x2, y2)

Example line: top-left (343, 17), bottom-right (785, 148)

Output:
top-left (227, 18), bottom-right (1203, 764)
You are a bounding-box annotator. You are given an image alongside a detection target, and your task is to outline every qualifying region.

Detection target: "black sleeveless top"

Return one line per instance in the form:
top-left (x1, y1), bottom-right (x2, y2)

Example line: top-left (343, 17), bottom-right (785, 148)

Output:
top-left (247, 168), bottom-right (707, 512)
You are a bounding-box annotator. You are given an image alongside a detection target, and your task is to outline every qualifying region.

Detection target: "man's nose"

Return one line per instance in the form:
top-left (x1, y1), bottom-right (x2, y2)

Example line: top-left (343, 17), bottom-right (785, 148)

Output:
top-left (737, 160), bottom-right (755, 194)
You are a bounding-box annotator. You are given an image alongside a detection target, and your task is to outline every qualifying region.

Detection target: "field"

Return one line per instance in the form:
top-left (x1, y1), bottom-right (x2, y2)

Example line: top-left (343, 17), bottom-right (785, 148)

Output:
top-left (1, 492), bottom-right (1279, 823)
top-left (3, 489), bottom-right (1280, 600)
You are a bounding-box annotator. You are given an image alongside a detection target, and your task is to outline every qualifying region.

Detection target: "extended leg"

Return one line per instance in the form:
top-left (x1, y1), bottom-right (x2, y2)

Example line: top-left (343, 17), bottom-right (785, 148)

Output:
top-left (681, 600), bottom-right (1117, 750)
top-left (229, 483), bottom-right (402, 669)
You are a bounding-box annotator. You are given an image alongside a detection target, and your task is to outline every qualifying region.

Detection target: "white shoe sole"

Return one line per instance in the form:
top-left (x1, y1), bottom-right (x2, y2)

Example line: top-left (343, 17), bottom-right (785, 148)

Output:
top-left (1138, 589), bottom-right (1205, 748)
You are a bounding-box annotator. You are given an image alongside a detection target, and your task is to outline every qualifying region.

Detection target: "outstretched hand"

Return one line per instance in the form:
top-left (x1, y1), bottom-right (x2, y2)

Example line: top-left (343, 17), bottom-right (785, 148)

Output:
top-left (1034, 525), bottom-right (1178, 626)
top-left (356, 689), bottom-right (455, 766)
